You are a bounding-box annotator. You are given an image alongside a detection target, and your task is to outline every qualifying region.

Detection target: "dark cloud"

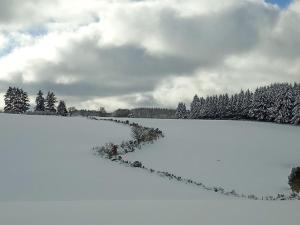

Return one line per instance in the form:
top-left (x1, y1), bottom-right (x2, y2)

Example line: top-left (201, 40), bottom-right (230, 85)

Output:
top-left (156, 3), bottom-right (279, 64)
top-left (24, 41), bottom-right (199, 96)
top-left (0, 0), bottom-right (298, 110)
top-left (0, 41), bottom-right (198, 100)
top-left (0, 0), bottom-right (52, 25)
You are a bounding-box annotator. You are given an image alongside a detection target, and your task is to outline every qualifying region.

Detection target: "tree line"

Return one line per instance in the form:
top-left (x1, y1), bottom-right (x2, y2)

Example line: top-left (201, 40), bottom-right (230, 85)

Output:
top-left (130, 108), bottom-right (176, 119)
top-left (176, 83), bottom-right (300, 125)
top-left (4, 87), bottom-right (68, 116)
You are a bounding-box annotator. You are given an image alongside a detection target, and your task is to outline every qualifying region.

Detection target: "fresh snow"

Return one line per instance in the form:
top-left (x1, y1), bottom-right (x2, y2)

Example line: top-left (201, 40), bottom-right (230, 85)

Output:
top-left (0, 113), bottom-right (299, 225)
top-left (123, 118), bottom-right (300, 196)
top-left (0, 113), bottom-right (225, 201)
top-left (0, 201), bottom-right (299, 225)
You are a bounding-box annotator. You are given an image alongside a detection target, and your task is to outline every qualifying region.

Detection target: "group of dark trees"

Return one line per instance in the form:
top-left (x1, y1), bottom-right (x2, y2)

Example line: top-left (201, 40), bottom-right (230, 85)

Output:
top-left (34, 90), bottom-right (68, 116)
top-left (176, 83), bottom-right (300, 125)
top-left (130, 108), bottom-right (176, 119)
top-left (68, 107), bottom-right (107, 117)
top-left (110, 108), bottom-right (176, 118)
top-left (4, 87), bottom-right (68, 116)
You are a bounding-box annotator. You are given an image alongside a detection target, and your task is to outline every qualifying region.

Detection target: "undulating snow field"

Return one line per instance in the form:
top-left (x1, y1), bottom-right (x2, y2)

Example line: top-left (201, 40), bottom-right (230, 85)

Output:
top-left (124, 118), bottom-right (300, 196)
top-left (0, 114), bottom-right (218, 201)
top-left (0, 114), bottom-right (299, 225)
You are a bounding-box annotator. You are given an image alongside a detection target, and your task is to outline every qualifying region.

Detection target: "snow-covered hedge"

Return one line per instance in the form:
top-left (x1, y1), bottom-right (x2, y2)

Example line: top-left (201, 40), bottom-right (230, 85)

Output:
top-left (91, 117), bottom-right (300, 201)
top-left (92, 117), bottom-right (164, 159)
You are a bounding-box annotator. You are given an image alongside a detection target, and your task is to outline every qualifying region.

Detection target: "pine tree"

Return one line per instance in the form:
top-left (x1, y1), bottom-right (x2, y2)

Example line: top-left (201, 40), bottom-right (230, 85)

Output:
top-left (235, 90), bottom-right (245, 119)
top-left (249, 87), bottom-right (269, 121)
top-left (4, 87), bottom-right (14, 113)
top-left (182, 82), bottom-right (300, 125)
top-left (241, 89), bottom-right (253, 119)
top-left (291, 94), bottom-right (300, 125)
top-left (45, 92), bottom-right (57, 113)
top-left (13, 88), bottom-right (22, 113)
top-left (189, 95), bottom-right (201, 119)
top-left (219, 94), bottom-right (229, 119)
top-left (175, 102), bottom-right (187, 119)
top-left (226, 95), bottom-right (236, 119)
top-left (57, 100), bottom-right (68, 116)
top-left (35, 90), bottom-right (45, 112)
top-left (274, 84), bottom-right (294, 124)
top-left (5, 87), bottom-right (29, 114)
top-left (20, 90), bottom-right (30, 113)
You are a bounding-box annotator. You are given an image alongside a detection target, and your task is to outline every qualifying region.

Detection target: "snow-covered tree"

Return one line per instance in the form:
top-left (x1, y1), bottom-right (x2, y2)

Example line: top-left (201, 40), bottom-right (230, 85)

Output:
top-left (291, 95), bottom-right (300, 125)
top-left (241, 89), bottom-right (253, 119)
top-left (249, 87), bottom-right (269, 121)
top-left (4, 87), bottom-right (14, 113)
top-left (189, 95), bottom-right (201, 119)
top-left (20, 90), bottom-right (30, 113)
top-left (175, 102), bottom-right (187, 119)
top-left (57, 100), bottom-right (68, 116)
top-left (45, 92), bottom-right (57, 113)
top-left (35, 90), bottom-right (45, 112)
top-left (272, 84), bottom-right (294, 123)
top-left (4, 87), bottom-right (29, 113)
top-left (235, 90), bottom-right (244, 118)
top-left (181, 82), bottom-right (300, 125)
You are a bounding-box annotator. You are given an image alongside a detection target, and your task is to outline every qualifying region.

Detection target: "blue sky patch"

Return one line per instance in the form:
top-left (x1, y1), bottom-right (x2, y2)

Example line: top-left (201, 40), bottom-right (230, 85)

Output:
top-left (265, 0), bottom-right (293, 8)
top-left (0, 25), bottom-right (48, 58)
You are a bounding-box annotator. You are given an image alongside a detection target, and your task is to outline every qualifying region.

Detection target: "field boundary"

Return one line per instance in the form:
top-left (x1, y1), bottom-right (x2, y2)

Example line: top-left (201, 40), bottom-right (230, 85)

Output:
top-left (90, 117), bottom-right (300, 201)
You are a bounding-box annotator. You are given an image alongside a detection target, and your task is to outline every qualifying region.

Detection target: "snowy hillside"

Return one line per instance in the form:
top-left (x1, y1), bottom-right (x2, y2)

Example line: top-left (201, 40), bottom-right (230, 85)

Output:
top-left (0, 114), bottom-right (299, 225)
top-left (124, 118), bottom-right (300, 196)
top-left (0, 113), bottom-right (224, 201)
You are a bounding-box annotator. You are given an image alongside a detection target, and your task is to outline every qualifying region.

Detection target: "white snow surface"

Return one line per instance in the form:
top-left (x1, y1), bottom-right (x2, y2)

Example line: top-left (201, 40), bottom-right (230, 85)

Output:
top-left (122, 118), bottom-right (300, 196)
top-left (1, 114), bottom-right (299, 225)
top-left (0, 114), bottom-right (223, 201)
top-left (1, 201), bottom-right (299, 225)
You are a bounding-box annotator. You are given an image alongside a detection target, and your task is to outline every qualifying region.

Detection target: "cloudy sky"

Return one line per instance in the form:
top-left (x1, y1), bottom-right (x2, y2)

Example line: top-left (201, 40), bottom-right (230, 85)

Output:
top-left (0, 0), bottom-right (299, 111)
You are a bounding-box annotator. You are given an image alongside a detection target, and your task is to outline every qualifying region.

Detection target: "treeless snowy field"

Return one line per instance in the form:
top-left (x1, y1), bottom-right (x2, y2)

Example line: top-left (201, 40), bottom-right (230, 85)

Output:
top-left (0, 114), bottom-right (299, 225)
top-left (124, 118), bottom-right (300, 196)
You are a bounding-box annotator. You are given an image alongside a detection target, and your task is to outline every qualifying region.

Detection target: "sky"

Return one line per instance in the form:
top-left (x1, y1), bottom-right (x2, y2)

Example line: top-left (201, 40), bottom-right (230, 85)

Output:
top-left (266, 0), bottom-right (293, 8)
top-left (0, 0), bottom-right (299, 111)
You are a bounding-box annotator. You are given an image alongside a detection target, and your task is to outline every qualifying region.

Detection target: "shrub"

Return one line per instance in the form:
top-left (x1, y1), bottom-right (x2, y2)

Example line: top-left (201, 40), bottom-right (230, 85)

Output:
top-left (96, 143), bottom-right (118, 158)
top-left (132, 161), bottom-right (142, 168)
top-left (288, 167), bottom-right (300, 193)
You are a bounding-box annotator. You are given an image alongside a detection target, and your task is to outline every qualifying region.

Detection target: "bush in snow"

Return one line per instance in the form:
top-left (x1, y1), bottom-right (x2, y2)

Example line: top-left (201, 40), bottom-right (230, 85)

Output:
top-left (131, 126), bottom-right (163, 144)
top-left (96, 143), bottom-right (119, 158)
top-left (288, 167), bottom-right (300, 193)
top-left (131, 126), bottom-right (145, 144)
top-left (132, 161), bottom-right (142, 168)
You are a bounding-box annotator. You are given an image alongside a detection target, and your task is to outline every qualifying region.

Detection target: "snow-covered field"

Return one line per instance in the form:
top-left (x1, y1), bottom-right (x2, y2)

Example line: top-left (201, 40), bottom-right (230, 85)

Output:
top-left (0, 114), bottom-right (299, 225)
top-left (0, 114), bottom-right (218, 201)
top-left (124, 118), bottom-right (300, 196)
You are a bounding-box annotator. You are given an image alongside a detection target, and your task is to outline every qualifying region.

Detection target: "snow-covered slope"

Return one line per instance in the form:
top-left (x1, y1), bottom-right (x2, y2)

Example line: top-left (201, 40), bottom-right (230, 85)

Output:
top-left (123, 119), bottom-right (300, 196)
top-left (1, 200), bottom-right (299, 225)
top-left (0, 113), bottom-right (223, 201)
top-left (1, 114), bottom-right (299, 225)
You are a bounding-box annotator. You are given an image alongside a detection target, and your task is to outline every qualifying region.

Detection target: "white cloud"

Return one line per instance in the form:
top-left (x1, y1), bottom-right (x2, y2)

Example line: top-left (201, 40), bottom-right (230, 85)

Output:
top-left (0, 0), bottom-right (299, 110)
top-left (0, 34), bottom-right (6, 49)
